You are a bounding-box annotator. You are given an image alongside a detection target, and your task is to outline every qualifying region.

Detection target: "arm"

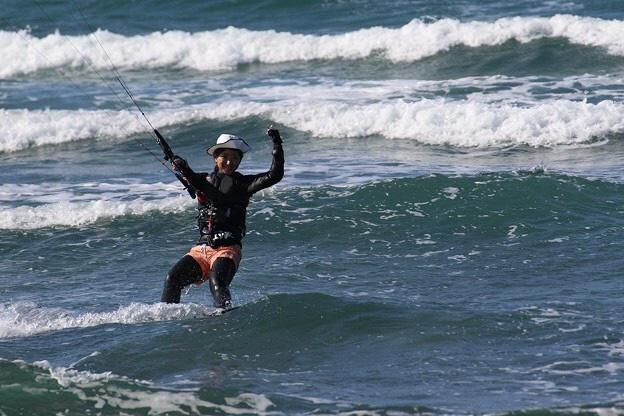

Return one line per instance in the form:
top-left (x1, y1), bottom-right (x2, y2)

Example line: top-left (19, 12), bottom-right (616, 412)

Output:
top-left (245, 129), bottom-right (285, 194)
top-left (172, 157), bottom-right (226, 203)
top-left (154, 129), bottom-right (196, 199)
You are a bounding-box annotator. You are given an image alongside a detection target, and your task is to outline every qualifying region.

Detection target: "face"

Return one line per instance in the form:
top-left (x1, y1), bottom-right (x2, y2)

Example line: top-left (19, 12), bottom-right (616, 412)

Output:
top-left (214, 149), bottom-right (242, 174)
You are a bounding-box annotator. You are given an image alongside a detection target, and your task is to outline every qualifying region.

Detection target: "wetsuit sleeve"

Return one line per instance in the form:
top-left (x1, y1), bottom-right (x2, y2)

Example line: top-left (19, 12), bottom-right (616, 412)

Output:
top-left (174, 161), bottom-right (225, 203)
top-left (245, 141), bottom-right (284, 194)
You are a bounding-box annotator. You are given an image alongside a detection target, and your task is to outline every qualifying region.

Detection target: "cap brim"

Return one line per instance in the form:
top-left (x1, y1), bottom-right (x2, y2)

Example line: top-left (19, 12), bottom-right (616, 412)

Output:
top-left (207, 138), bottom-right (251, 155)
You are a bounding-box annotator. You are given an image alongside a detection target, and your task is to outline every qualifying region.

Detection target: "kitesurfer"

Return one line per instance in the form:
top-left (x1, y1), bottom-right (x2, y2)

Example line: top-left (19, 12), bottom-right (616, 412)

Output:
top-left (160, 128), bottom-right (284, 309)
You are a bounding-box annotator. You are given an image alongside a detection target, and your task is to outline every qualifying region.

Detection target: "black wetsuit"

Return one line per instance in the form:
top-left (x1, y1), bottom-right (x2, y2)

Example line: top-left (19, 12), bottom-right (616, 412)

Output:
top-left (161, 138), bottom-right (284, 307)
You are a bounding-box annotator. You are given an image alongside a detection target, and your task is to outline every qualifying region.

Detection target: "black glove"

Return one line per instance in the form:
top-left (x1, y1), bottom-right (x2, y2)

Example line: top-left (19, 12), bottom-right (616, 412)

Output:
top-left (267, 128), bottom-right (282, 145)
top-left (171, 155), bottom-right (188, 172)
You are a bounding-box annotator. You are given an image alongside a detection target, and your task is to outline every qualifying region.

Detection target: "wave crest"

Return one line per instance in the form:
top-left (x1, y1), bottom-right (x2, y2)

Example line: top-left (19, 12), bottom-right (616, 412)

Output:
top-left (2, 15), bottom-right (624, 77)
top-left (2, 98), bottom-right (622, 153)
top-left (0, 359), bottom-right (276, 415)
top-left (0, 195), bottom-right (192, 229)
top-left (0, 302), bottom-right (218, 338)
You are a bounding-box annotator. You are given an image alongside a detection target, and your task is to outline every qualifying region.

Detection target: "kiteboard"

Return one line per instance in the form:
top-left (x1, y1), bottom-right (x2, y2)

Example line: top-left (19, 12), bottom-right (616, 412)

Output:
top-left (208, 305), bottom-right (240, 316)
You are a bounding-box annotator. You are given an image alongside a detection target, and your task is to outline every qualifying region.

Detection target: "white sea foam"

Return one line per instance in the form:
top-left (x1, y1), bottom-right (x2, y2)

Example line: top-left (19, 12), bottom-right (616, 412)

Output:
top-left (0, 301), bottom-right (217, 338)
top-left (0, 181), bottom-right (182, 203)
top-left (595, 340), bottom-right (624, 357)
top-left (0, 108), bottom-right (146, 152)
top-left (0, 180), bottom-right (194, 229)
top-left (0, 102), bottom-right (268, 152)
top-left (532, 360), bottom-right (624, 376)
top-left (2, 98), bottom-right (623, 153)
top-left (2, 15), bottom-right (624, 76)
top-left (160, 74), bottom-right (624, 106)
top-left (0, 194), bottom-right (192, 229)
top-left (0, 179), bottom-right (301, 230)
top-left (5, 359), bottom-right (277, 415)
top-left (275, 99), bottom-right (624, 147)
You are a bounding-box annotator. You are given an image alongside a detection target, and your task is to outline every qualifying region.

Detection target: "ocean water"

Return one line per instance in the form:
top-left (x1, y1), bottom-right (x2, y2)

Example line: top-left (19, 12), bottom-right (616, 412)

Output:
top-left (2, 0), bottom-right (624, 414)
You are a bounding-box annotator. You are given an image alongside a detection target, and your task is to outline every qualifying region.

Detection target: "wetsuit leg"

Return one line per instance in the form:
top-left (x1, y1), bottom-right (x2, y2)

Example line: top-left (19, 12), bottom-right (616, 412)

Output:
top-left (208, 257), bottom-right (236, 308)
top-left (161, 255), bottom-right (203, 303)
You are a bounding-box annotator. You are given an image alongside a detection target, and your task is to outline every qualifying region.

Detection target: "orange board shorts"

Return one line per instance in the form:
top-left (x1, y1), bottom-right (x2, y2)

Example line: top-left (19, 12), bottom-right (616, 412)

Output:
top-left (187, 244), bottom-right (242, 282)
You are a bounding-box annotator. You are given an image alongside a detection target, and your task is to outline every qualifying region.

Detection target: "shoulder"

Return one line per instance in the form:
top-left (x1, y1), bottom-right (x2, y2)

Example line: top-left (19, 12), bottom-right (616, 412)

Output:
top-left (234, 172), bottom-right (252, 182)
top-left (239, 171), bottom-right (262, 180)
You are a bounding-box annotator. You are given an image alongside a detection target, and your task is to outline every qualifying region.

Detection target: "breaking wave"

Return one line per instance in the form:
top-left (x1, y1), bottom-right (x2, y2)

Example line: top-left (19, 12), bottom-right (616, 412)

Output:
top-left (3, 15), bottom-right (624, 77)
top-left (0, 180), bottom-right (195, 230)
top-left (0, 302), bottom-right (219, 338)
top-left (2, 98), bottom-right (623, 153)
top-left (0, 359), bottom-right (276, 415)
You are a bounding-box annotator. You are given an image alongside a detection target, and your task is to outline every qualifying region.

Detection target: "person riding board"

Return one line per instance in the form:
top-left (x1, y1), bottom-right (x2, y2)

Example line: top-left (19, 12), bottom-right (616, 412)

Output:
top-left (160, 128), bottom-right (284, 309)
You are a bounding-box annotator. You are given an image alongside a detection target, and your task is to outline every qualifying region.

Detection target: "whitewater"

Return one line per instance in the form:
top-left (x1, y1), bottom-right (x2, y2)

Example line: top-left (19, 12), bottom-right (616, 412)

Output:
top-left (3, 15), bottom-right (624, 77)
top-left (2, 93), bottom-right (624, 152)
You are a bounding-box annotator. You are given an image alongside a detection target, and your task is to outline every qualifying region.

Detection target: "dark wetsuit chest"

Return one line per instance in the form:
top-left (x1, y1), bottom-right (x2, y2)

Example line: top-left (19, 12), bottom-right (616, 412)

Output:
top-left (196, 172), bottom-right (250, 247)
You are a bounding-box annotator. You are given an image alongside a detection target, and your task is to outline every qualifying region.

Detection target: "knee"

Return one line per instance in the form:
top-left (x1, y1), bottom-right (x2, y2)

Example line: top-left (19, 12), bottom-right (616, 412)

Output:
top-left (164, 271), bottom-right (182, 288)
top-left (212, 258), bottom-right (236, 277)
top-left (209, 258), bottom-right (235, 290)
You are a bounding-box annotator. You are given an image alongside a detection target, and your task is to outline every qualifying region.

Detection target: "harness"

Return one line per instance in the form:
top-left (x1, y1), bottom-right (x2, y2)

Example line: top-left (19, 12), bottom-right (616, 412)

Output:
top-left (196, 172), bottom-right (248, 248)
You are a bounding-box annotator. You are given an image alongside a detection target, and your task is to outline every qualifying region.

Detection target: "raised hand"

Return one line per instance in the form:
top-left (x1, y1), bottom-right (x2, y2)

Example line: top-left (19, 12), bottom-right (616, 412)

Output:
top-left (266, 127), bottom-right (282, 144)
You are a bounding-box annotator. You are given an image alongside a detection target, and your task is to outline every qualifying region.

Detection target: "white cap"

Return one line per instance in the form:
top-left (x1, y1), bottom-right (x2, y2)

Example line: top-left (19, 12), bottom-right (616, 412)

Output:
top-left (206, 134), bottom-right (251, 156)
